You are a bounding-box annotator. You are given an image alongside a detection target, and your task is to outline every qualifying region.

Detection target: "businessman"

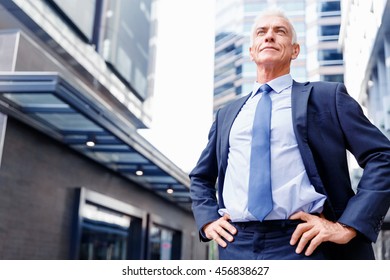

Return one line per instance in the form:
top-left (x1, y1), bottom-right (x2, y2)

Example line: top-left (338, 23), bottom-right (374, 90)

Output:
top-left (190, 8), bottom-right (390, 259)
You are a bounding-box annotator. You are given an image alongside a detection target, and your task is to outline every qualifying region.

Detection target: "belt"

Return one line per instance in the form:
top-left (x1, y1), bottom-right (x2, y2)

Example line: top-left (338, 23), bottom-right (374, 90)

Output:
top-left (231, 219), bottom-right (304, 231)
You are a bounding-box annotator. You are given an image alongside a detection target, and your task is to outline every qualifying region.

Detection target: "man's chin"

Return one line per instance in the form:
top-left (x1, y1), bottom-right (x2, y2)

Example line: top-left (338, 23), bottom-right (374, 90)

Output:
top-left (254, 56), bottom-right (280, 65)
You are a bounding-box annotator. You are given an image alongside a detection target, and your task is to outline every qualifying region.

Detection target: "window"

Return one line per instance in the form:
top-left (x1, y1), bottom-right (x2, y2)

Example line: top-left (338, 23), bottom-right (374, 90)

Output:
top-left (214, 83), bottom-right (235, 97)
top-left (101, 0), bottom-right (152, 99)
top-left (318, 49), bottom-right (343, 66)
top-left (48, 0), bottom-right (97, 42)
top-left (79, 203), bottom-right (132, 260)
top-left (321, 74), bottom-right (344, 83)
top-left (47, 0), bottom-right (154, 100)
top-left (215, 63), bottom-right (236, 78)
top-left (320, 25), bottom-right (340, 36)
top-left (319, 1), bottom-right (341, 18)
top-left (147, 216), bottom-right (182, 260)
top-left (318, 49), bottom-right (342, 61)
top-left (149, 224), bottom-right (182, 260)
top-left (72, 188), bottom-right (146, 260)
top-left (320, 1), bottom-right (340, 13)
top-left (319, 25), bottom-right (340, 42)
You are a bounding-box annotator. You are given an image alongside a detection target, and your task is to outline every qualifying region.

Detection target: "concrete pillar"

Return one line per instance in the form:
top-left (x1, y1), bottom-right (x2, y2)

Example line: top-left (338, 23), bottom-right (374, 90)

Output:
top-left (383, 36), bottom-right (390, 133)
top-left (0, 30), bottom-right (19, 71)
top-left (377, 55), bottom-right (388, 131)
top-left (0, 112), bottom-right (7, 167)
top-left (369, 74), bottom-right (382, 127)
top-left (0, 30), bottom-right (16, 166)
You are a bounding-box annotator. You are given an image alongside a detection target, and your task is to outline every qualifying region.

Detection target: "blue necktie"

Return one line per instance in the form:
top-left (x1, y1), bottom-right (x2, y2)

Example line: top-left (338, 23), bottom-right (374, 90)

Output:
top-left (248, 84), bottom-right (273, 221)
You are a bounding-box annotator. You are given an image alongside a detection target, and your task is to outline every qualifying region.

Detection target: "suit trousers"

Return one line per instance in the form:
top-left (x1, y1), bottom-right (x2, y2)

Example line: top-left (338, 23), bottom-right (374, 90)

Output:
top-left (218, 220), bottom-right (326, 260)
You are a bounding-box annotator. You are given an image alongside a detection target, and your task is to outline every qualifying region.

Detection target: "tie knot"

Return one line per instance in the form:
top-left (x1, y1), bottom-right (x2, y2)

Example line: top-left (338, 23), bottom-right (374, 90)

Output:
top-left (259, 84), bottom-right (272, 94)
top-left (254, 84), bottom-right (272, 97)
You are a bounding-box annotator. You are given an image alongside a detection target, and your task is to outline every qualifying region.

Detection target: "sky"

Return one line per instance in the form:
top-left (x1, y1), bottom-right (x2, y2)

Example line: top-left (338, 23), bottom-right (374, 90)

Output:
top-left (139, 0), bottom-right (216, 173)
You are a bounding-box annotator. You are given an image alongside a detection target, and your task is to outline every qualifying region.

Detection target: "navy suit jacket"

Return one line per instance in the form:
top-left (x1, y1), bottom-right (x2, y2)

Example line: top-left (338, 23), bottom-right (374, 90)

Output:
top-left (190, 81), bottom-right (390, 258)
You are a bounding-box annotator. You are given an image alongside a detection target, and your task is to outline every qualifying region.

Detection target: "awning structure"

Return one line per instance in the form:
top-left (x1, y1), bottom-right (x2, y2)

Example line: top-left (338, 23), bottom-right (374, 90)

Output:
top-left (0, 72), bottom-right (191, 211)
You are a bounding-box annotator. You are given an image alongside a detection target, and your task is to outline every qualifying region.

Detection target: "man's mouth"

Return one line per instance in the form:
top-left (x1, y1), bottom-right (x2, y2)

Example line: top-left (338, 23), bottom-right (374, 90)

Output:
top-left (261, 46), bottom-right (278, 51)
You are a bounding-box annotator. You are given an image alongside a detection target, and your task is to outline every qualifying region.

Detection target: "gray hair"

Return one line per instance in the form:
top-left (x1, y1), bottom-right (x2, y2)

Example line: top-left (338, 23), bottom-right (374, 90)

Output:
top-left (250, 7), bottom-right (297, 46)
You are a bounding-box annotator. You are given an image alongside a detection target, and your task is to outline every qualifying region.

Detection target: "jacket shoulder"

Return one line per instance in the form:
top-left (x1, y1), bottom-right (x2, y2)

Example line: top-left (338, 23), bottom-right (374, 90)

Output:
top-left (294, 80), bottom-right (342, 90)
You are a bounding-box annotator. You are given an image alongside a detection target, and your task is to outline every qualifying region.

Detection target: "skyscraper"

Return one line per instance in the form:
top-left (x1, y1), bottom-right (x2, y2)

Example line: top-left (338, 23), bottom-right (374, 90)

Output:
top-left (340, 0), bottom-right (390, 259)
top-left (306, 0), bottom-right (343, 82)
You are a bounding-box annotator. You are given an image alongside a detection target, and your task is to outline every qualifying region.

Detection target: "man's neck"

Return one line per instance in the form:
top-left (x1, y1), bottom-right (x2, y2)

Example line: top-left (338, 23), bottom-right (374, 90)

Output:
top-left (256, 66), bottom-right (290, 84)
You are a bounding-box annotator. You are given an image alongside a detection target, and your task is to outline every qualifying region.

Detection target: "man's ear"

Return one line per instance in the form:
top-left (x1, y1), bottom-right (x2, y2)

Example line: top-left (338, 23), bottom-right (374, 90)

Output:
top-left (291, 43), bottom-right (300, 60)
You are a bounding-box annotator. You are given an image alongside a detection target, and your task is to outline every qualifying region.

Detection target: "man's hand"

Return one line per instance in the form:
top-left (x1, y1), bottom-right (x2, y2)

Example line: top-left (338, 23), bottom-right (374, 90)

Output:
top-left (289, 211), bottom-right (357, 256)
top-left (203, 214), bottom-right (237, 247)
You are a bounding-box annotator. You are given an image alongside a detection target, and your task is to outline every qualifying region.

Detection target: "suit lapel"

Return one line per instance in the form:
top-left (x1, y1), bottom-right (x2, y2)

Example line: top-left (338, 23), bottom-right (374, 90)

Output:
top-left (292, 81), bottom-right (327, 196)
top-left (220, 94), bottom-right (251, 172)
top-left (291, 80), bottom-right (311, 143)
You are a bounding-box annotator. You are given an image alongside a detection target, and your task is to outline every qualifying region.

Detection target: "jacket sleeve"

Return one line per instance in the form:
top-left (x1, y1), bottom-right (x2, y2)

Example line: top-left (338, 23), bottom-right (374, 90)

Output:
top-left (189, 110), bottom-right (221, 235)
top-left (335, 83), bottom-right (390, 242)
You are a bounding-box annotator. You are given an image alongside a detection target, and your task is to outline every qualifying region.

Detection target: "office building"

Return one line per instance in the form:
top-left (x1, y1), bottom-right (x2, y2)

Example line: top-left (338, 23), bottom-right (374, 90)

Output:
top-left (340, 0), bottom-right (390, 259)
top-left (0, 0), bottom-right (205, 260)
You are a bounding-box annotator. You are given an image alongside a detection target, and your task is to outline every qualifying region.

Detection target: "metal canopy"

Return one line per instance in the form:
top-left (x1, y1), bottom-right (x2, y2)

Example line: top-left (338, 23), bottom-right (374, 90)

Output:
top-left (0, 72), bottom-right (191, 211)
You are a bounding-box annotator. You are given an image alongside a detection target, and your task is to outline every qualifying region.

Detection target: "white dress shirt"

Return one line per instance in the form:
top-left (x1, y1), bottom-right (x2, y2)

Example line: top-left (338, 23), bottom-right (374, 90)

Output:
top-left (219, 74), bottom-right (326, 221)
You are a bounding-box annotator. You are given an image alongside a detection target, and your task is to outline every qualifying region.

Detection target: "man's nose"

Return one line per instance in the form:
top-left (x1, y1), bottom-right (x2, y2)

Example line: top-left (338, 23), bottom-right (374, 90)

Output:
top-left (264, 30), bottom-right (275, 42)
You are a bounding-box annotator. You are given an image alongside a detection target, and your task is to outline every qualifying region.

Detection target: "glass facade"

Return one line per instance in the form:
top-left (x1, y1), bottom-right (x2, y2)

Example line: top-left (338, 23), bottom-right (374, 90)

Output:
top-left (73, 188), bottom-right (184, 260)
top-left (48, 0), bottom-right (153, 100)
top-left (102, 0), bottom-right (152, 99)
top-left (49, 0), bottom-right (97, 41)
top-left (79, 203), bottom-right (131, 260)
top-left (306, 0), bottom-right (343, 81)
top-left (149, 224), bottom-right (181, 260)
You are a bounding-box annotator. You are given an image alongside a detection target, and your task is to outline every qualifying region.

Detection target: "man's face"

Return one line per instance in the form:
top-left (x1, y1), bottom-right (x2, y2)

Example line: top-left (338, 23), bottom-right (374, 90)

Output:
top-left (249, 15), bottom-right (300, 70)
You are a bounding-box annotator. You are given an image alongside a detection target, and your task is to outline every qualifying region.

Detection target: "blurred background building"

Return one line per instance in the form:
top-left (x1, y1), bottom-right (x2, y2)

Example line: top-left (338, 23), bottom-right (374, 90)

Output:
top-left (340, 0), bottom-right (390, 259)
top-left (0, 0), bottom-right (206, 260)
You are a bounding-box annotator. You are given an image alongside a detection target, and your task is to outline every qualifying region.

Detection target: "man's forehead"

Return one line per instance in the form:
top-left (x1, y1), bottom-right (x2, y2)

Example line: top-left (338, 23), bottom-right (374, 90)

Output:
top-left (255, 15), bottom-right (290, 29)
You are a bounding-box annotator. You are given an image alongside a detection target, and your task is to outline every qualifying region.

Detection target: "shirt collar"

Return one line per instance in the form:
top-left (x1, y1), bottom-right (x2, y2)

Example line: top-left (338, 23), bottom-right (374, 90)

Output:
top-left (251, 74), bottom-right (293, 98)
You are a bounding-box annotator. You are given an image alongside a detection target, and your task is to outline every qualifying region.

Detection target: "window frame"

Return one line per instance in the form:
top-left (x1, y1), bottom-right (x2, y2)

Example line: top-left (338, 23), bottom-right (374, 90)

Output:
top-left (71, 187), bottom-right (148, 259)
top-left (147, 213), bottom-right (183, 260)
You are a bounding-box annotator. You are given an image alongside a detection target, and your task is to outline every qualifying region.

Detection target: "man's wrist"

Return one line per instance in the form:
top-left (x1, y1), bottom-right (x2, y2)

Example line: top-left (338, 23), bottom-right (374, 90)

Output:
top-left (338, 222), bottom-right (353, 230)
top-left (337, 222), bottom-right (357, 239)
